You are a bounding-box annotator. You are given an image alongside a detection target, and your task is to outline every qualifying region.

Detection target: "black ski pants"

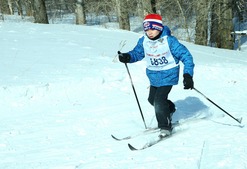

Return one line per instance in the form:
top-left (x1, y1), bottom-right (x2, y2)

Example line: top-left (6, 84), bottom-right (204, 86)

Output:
top-left (148, 85), bottom-right (173, 130)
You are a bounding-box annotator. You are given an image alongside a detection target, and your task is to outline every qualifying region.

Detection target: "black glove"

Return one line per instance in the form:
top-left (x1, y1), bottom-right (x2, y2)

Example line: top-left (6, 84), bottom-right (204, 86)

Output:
top-left (118, 51), bottom-right (131, 63)
top-left (183, 73), bottom-right (194, 90)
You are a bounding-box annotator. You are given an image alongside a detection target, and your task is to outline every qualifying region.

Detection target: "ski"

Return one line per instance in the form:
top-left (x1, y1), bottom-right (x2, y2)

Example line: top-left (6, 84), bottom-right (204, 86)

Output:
top-left (111, 121), bottom-right (179, 141)
top-left (127, 126), bottom-right (185, 151)
top-left (128, 135), bottom-right (171, 151)
top-left (127, 118), bottom-right (199, 151)
top-left (111, 127), bottom-right (160, 141)
top-left (112, 116), bottom-right (208, 150)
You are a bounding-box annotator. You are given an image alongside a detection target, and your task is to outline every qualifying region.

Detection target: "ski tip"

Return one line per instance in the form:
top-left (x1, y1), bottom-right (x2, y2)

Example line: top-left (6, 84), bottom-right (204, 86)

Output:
top-left (128, 143), bottom-right (138, 151)
top-left (111, 135), bottom-right (121, 141)
top-left (111, 134), bottom-right (131, 141)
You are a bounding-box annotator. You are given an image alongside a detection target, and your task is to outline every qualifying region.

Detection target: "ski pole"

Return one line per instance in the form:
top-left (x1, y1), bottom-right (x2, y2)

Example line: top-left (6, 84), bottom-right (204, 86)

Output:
top-left (193, 87), bottom-right (242, 124)
top-left (124, 63), bottom-right (147, 129)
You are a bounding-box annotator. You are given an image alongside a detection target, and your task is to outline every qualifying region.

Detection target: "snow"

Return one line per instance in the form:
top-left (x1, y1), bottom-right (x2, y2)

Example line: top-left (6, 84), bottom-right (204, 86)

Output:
top-left (1, 20), bottom-right (247, 169)
top-left (234, 30), bottom-right (247, 34)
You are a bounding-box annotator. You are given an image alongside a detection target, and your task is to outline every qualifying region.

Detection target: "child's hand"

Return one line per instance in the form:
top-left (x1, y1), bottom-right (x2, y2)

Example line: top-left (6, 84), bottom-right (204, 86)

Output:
top-left (183, 74), bottom-right (194, 89)
top-left (118, 51), bottom-right (131, 63)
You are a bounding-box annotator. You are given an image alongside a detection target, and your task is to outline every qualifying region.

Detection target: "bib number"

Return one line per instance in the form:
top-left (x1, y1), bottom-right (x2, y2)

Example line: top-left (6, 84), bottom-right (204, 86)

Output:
top-left (150, 56), bottom-right (168, 66)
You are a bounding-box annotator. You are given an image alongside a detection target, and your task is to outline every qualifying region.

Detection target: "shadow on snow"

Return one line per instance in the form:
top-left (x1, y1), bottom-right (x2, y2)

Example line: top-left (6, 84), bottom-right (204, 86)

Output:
top-left (172, 96), bottom-right (210, 122)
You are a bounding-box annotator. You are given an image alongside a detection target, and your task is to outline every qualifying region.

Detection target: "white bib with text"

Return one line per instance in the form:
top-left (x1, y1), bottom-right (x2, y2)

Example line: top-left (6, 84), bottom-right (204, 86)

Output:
top-left (143, 36), bottom-right (178, 71)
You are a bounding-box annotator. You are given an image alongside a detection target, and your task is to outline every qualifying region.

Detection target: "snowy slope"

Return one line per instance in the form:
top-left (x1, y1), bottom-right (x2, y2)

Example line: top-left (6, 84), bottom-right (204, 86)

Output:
top-left (0, 21), bottom-right (247, 169)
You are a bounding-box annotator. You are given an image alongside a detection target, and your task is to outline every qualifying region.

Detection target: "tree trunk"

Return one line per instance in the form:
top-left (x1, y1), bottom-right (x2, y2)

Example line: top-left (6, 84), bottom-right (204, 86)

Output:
top-left (16, 0), bottom-right (23, 16)
top-left (0, 0), bottom-right (11, 14)
top-left (176, 0), bottom-right (191, 41)
top-left (151, 0), bottom-right (156, 13)
top-left (195, 0), bottom-right (208, 46)
top-left (25, 0), bottom-right (33, 16)
top-left (8, 0), bottom-right (13, 15)
top-left (116, 0), bottom-right (130, 31)
top-left (209, 1), bottom-right (218, 47)
top-left (142, 0), bottom-right (154, 15)
top-left (32, 0), bottom-right (49, 23)
top-left (137, 0), bottom-right (144, 17)
top-left (219, 0), bottom-right (234, 49)
top-left (75, 0), bottom-right (86, 25)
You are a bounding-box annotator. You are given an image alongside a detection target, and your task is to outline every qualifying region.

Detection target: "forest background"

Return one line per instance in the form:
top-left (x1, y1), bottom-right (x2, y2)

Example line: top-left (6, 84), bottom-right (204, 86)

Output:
top-left (0, 0), bottom-right (247, 50)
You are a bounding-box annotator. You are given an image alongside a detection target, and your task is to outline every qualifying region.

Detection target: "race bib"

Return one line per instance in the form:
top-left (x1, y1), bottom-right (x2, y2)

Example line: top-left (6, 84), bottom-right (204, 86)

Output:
top-left (143, 36), bottom-right (178, 71)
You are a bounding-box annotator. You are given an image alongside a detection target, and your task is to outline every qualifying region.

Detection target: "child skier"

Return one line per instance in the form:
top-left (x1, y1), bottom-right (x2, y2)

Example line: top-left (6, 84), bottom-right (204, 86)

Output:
top-left (118, 13), bottom-right (194, 137)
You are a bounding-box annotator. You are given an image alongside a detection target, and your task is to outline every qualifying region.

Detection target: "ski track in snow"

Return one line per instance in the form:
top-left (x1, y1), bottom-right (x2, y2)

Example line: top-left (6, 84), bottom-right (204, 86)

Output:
top-left (0, 21), bottom-right (247, 169)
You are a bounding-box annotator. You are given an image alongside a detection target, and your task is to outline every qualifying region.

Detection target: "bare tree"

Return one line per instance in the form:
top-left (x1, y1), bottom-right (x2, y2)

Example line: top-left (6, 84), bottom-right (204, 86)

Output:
top-left (142, 0), bottom-right (154, 15)
top-left (136, 0), bottom-right (144, 18)
top-left (195, 0), bottom-right (209, 46)
top-left (156, 0), bottom-right (195, 41)
top-left (15, 0), bottom-right (23, 16)
top-left (218, 0), bottom-right (234, 49)
top-left (209, 0), bottom-right (234, 49)
top-left (8, 0), bottom-right (14, 14)
top-left (116, 0), bottom-right (130, 30)
top-left (75, 0), bottom-right (86, 25)
top-left (235, 0), bottom-right (246, 23)
top-left (175, 0), bottom-right (191, 41)
top-left (31, 0), bottom-right (48, 23)
top-left (0, 2), bottom-right (4, 20)
top-left (209, 0), bottom-right (218, 47)
top-left (83, 0), bottom-right (117, 25)
top-left (151, 0), bottom-right (157, 13)
top-left (0, 0), bottom-right (11, 14)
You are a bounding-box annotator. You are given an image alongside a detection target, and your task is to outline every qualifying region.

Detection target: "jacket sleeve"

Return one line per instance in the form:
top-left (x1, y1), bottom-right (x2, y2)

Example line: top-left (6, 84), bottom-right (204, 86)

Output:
top-left (127, 36), bottom-right (145, 63)
top-left (168, 36), bottom-right (195, 76)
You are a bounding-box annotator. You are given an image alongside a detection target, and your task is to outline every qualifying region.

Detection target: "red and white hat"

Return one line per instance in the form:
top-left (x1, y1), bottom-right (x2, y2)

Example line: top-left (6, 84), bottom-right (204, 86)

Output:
top-left (143, 14), bottom-right (163, 31)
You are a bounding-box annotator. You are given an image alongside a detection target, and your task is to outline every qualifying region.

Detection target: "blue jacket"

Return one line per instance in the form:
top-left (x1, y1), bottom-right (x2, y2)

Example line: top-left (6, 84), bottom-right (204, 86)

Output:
top-left (127, 26), bottom-right (194, 87)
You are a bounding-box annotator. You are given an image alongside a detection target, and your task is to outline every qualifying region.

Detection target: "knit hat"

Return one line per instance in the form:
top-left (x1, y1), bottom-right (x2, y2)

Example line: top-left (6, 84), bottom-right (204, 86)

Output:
top-left (143, 14), bottom-right (163, 31)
